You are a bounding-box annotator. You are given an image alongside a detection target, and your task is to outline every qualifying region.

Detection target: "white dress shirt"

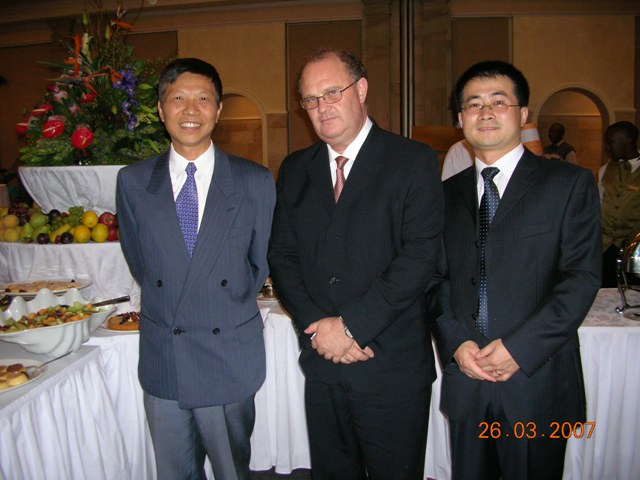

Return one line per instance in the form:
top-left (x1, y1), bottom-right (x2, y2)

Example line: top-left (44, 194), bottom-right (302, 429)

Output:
top-left (475, 144), bottom-right (525, 204)
top-left (328, 117), bottom-right (374, 187)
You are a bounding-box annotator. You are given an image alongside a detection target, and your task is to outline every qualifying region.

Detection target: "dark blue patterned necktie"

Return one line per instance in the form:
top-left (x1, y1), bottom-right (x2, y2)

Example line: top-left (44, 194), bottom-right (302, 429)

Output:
top-left (176, 162), bottom-right (198, 257)
top-left (477, 167), bottom-right (500, 336)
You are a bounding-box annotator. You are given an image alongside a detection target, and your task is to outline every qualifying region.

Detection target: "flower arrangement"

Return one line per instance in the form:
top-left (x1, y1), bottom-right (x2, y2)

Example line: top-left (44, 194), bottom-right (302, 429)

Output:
top-left (16, 1), bottom-right (169, 166)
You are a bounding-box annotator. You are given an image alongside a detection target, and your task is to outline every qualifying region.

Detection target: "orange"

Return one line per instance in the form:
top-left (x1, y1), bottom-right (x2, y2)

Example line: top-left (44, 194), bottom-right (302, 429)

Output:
top-left (4, 227), bottom-right (19, 242)
top-left (81, 210), bottom-right (99, 228)
top-left (73, 225), bottom-right (91, 243)
top-left (2, 214), bottom-right (19, 228)
top-left (91, 223), bottom-right (109, 243)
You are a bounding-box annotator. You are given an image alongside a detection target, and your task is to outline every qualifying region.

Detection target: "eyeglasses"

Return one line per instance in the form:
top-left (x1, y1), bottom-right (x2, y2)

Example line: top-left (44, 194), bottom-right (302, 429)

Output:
top-left (461, 100), bottom-right (521, 116)
top-left (300, 78), bottom-right (360, 110)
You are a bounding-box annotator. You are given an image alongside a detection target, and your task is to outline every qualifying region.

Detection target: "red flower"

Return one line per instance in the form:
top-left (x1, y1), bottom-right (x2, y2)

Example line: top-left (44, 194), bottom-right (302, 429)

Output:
top-left (15, 119), bottom-right (30, 136)
top-left (42, 116), bottom-right (66, 138)
top-left (71, 126), bottom-right (94, 149)
top-left (32, 103), bottom-right (53, 116)
top-left (79, 92), bottom-right (96, 104)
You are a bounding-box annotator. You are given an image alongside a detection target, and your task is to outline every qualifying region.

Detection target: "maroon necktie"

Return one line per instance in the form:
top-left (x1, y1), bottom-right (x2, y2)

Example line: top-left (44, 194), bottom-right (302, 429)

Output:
top-left (334, 156), bottom-right (348, 202)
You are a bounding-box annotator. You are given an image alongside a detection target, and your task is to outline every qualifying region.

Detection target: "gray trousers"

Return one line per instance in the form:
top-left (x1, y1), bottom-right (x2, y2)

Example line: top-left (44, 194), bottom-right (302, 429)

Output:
top-left (144, 392), bottom-right (255, 480)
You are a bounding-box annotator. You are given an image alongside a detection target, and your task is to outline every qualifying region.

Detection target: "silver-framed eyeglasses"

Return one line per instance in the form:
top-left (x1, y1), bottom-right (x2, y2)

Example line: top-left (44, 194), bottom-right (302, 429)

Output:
top-left (300, 78), bottom-right (360, 110)
top-left (461, 100), bottom-right (520, 115)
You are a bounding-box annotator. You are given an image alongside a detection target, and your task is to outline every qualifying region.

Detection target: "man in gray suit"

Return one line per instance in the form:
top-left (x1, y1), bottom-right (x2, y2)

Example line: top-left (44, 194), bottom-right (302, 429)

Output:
top-left (430, 61), bottom-right (600, 479)
top-left (116, 58), bottom-right (275, 480)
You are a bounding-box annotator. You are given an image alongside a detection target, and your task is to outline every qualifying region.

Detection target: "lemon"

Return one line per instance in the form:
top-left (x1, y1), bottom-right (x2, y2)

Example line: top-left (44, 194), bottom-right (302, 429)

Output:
top-left (73, 224), bottom-right (91, 243)
top-left (81, 210), bottom-right (99, 228)
top-left (2, 214), bottom-right (19, 228)
top-left (91, 223), bottom-right (109, 243)
top-left (4, 227), bottom-right (19, 242)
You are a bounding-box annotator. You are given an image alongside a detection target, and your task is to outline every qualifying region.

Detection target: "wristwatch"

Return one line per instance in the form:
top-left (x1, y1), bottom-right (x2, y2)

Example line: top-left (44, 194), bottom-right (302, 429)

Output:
top-left (340, 317), bottom-right (354, 338)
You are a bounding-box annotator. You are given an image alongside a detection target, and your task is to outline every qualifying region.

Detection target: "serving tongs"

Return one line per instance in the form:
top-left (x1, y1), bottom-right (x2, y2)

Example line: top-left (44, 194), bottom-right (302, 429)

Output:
top-left (91, 295), bottom-right (130, 307)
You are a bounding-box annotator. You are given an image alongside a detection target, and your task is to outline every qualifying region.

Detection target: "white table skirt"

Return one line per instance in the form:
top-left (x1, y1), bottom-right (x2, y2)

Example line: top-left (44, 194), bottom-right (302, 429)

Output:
top-left (0, 345), bottom-right (131, 480)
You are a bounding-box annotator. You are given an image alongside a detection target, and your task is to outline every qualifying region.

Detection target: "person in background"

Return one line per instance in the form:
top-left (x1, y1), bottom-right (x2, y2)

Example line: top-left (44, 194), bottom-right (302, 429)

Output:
top-left (598, 120), bottom-right (640, 287)
top-left (442, 138), bottom-right (474, 180)
top-left (430, 60), bottom-right (601, 479)
top-left (268, 49), bottom-right (444, 479)
top-left (116, 57), bottom-right (275, 480)
top-left (543, 122), bottom-right (578, 164)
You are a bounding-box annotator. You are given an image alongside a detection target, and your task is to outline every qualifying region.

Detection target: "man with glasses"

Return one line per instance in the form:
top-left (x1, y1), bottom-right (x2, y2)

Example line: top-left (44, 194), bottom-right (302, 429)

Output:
top-left (268, 49), bottom-right (444, 479)
top-left (430, 61), bottom-right (600, 479)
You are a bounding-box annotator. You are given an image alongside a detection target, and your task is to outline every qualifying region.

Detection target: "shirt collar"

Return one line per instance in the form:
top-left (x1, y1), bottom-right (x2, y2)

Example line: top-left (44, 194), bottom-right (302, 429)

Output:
top-left (169, 141), bottom-right (215, 178)
top-left (327, 117), bottom-right (373, 163)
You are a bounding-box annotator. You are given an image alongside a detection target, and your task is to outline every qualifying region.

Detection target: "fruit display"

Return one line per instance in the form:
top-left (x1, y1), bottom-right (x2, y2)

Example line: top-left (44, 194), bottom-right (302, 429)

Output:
top-left (0, 201), bottom-right (118, 244)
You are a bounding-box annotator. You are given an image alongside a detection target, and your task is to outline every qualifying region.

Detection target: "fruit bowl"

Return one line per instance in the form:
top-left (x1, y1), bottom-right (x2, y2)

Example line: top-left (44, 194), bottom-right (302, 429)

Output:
top-left (0, 288), bottom-right (115, 357)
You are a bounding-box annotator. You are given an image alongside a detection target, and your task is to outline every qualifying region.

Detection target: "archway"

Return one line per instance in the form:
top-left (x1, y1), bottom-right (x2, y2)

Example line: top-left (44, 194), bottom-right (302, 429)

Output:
top-left (535, 88), bottom-right (611, 178)
top-left (213, 92), bottom-right (265, 167)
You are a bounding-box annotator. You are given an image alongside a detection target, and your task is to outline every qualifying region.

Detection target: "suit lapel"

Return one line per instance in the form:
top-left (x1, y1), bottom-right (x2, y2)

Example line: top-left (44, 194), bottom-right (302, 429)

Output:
top-left (147, 152), bottom-right (190, 260)
top-left (335, 126), bottom-right (384, 209)
top-left (306, 143), bottom-right (336, 216)
top-left (492, 151), bottom-right (539, 227)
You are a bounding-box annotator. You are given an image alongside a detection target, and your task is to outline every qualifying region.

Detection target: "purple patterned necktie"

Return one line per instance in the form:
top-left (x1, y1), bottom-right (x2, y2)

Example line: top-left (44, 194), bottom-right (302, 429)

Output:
top-left (334, 156), bottom-right (349, 202)
top-left (176, 162), bottom-right (198, 257)
top-left (477, 167), bottom-right (500, 336)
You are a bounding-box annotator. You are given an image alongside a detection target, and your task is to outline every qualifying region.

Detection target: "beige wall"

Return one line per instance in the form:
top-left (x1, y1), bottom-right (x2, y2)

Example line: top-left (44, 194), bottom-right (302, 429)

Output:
top-left (514, 15), bottom-right (635, 122)
top-left (179, 24), bottom-right (288, 174)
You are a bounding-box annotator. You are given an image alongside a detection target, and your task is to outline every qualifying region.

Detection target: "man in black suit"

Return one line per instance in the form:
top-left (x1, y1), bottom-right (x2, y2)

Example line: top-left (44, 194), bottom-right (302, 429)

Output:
top-left (430, 61), bottom-right (601, 479)
top-left (268, 49), bottom-right (444, 479)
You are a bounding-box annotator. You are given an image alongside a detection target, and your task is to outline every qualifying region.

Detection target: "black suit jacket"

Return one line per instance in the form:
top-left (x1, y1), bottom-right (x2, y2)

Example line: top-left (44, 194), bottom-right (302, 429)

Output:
top-left (430, 149), bottom-right (601, 427)
top-left (268, 124), bottom-right (444, 393)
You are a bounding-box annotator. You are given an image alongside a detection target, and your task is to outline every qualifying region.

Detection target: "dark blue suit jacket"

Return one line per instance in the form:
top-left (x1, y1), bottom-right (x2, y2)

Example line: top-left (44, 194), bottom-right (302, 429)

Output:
top-left (116, 149), bottom-right (275, 408)
top-left (431, 149), bottom-right (601, 427)
top-left (268, 124), bottom-right (444, 393)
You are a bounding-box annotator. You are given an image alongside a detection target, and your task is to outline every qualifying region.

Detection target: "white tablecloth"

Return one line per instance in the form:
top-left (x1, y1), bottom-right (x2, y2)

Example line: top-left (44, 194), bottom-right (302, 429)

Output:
top-left (0, 344), bottom-right (131, 480)
top-left (19, 165), bottom-right (123, 215)
top-left (0, 242), bottom-right (140, 305)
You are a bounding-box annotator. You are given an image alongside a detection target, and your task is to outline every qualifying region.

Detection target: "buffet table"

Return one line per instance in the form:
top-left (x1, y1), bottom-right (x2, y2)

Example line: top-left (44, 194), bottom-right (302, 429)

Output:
top-left (1, 249), bottom-right (639, 480)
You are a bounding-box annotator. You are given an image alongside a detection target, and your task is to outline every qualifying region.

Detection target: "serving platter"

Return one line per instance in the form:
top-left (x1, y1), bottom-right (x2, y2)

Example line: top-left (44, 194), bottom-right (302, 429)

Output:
top-left (1, 279), bottom-right (92, 297)
top-left (0, 358), bottom-right (47, 394)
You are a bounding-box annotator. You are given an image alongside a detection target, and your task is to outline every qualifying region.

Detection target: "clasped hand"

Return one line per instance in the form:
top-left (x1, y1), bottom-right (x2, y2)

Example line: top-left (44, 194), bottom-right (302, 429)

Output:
top-left (454, 339), bottom-right (519, 382)
top-left (304, 316), bottom-right (374, 364)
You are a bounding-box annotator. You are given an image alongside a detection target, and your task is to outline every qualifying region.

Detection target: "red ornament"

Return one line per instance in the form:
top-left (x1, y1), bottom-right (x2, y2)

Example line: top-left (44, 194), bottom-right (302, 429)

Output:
top-left (71, 126), bottom-right (94, 149)
top-left (42, 116), bottom-right (66, 138)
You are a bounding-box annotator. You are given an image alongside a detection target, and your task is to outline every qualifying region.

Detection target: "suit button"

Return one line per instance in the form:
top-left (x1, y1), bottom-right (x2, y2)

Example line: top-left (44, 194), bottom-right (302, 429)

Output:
top-left (212, 328), bottom-right (221, 335)
top-left (221, 279), bottom-right (228, 287)
top-left (173, 327), bottom-right (182, 335)
top-left (471, 313), bottom-right (477, 320)
top-left (156, 280), bottom-right (162, 287)
top-left (470, 278), bottom-right (476, 285)
top-left (474, 240), bottom-right (479, 248)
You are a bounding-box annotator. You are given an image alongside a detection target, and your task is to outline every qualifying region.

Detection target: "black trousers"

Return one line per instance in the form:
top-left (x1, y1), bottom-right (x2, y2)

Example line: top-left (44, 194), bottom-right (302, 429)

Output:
top-left (448, 397), bottom-right (568, 480)
top-left (304, 377), bottom-right (430, 480)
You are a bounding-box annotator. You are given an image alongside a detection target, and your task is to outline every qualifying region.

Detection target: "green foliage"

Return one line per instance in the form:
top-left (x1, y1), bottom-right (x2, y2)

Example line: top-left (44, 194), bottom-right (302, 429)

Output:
top-left (16, 3), bottom-right (169, 166)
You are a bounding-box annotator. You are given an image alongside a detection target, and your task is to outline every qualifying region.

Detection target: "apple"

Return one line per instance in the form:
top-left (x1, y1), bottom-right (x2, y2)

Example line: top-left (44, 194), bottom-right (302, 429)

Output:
top-left (99, 211), bottom-right (117, 228)
top-left (107, 226), bottom-right (119, 241)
